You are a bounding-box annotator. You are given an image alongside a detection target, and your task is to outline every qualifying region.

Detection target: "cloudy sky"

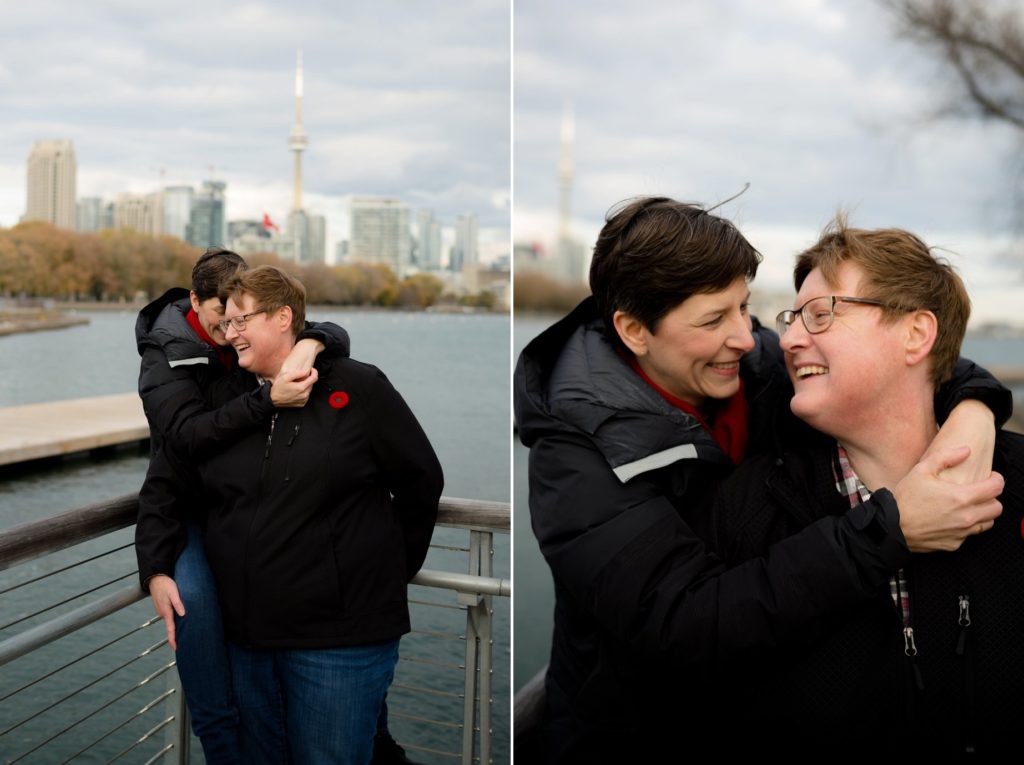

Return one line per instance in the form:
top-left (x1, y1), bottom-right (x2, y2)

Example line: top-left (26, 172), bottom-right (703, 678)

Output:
top-left (515, 0), bottom-right (1024, 326)
top-left (1, 0), bottom-right (510, 262)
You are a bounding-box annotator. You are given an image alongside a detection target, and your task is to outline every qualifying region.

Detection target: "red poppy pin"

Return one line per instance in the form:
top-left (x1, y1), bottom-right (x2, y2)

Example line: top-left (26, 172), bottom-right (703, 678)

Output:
top-left (329, 390), bottom-right (350, 409)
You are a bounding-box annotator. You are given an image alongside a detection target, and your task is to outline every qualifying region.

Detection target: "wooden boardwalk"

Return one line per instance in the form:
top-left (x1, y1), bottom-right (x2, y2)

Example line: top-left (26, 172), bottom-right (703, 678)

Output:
top-left (0, 394), bottom-right (148, 467)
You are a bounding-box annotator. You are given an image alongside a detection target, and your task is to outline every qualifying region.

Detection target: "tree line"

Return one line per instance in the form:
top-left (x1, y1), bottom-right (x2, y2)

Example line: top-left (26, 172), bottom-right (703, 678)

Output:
top-left (0, 222), bottom-right (493, 309)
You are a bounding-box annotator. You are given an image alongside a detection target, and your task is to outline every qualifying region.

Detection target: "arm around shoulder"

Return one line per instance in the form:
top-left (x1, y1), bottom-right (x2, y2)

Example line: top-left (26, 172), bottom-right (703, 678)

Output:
top-left (531, 433), bottom-right (911, 671)
top-left (139, 346), bottom-right (273, 457)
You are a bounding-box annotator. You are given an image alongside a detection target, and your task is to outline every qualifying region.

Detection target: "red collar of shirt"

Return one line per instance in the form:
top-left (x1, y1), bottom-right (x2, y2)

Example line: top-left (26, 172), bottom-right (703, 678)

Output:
top-left (626, 353), bottom-right (749, 464)
top-left (186, 308), bottom-right (236, 370)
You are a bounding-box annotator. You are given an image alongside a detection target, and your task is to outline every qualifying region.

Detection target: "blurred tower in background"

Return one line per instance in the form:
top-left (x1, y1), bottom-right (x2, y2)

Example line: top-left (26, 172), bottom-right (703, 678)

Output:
top-left (25, 139), bottom-right (77, 229)
top-left (556, 102), bottom-right (586, 283)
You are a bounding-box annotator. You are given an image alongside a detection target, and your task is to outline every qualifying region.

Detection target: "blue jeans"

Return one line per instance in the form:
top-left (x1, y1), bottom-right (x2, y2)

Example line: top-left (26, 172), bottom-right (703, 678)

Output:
top-left (228, 639), bottom-right (400, 765)
top-left (174, 521), bottom-right (242, 764)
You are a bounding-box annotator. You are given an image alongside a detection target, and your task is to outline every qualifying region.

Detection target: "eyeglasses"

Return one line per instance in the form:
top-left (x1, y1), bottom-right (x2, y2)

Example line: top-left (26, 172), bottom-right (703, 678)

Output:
top-left (217, 309), bottom-right (267, 333)
top-left (776, 296), bottom-right (905, 336)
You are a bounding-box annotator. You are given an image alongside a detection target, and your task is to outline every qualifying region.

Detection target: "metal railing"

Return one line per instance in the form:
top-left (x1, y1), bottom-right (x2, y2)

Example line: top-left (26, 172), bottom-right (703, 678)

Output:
top-left (0, 494), bottom-right (509, 764)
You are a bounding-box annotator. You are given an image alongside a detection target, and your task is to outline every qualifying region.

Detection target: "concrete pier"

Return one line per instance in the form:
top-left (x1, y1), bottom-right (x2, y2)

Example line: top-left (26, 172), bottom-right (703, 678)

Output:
top-left (0, 394), bottom-right (148, 467)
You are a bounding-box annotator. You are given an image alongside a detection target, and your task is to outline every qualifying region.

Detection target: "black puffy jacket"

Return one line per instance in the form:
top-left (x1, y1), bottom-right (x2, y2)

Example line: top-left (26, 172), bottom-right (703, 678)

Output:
top-left (713, 431), bottom-right (1024, 756)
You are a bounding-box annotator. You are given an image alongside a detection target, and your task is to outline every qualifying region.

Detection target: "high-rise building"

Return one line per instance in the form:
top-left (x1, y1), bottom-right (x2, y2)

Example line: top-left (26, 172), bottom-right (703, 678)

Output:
top-left (417, 209), bottom-right (443, 271)
top-left (76, 197), bottom-right (103, 233)
top-left (349, 197), bottom-right (410, 276)
top-left (308, 214), bottom-right (326, 263)
top-left (451, 213), bottom-right (479, 273)
top-left (162, 186), bottom-right (194, 241)
top-left (113, 192), bottom-right (163, 235)
top-left (187, 181), bottom-right (226, 249)
top-left (25, 139), bottom-right (77, 229)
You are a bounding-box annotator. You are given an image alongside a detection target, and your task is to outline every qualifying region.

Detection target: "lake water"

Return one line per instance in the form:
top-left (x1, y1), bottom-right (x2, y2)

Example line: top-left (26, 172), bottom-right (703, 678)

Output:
top-left (0, 308), bottom-right (511, 764)
top-left (513, 311), bottom-right (1024, 691)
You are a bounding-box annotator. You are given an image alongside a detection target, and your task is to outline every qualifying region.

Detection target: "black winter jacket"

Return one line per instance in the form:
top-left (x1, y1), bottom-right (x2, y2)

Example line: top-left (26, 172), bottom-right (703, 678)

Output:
top-left (136, 356), bottom-right (443, 649)
top-left (712, 430), bottom-right (1024, 756)
top-left (513, 297), bottom-right (1011, 762)
top-left (135, 287), bottom-right (351, 458)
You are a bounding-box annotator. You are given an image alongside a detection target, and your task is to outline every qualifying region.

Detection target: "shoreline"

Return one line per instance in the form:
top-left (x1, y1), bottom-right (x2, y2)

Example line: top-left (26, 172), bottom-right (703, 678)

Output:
top-left (0, 311), bottom-right (90, 336)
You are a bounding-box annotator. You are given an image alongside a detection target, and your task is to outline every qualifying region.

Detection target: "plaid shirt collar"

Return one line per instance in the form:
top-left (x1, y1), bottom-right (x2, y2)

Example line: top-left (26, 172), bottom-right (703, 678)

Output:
top-left (832, 443), bottom-right (912, 629)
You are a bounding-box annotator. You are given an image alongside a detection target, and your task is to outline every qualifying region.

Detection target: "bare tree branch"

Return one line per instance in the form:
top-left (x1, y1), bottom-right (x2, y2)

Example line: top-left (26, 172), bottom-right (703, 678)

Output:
top-left (882, 0), bottom-right (1024, 130)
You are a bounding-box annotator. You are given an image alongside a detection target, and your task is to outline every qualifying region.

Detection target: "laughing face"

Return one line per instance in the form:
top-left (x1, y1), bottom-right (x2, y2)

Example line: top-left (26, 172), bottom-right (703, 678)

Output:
top-left (781, 261), bottom-right (908, 438)
top-left (223, 293), bottom-right (289, 379)
top-left (190, 294), bottom-right (229, 346)
top-left (632, 276), bottom-right (755, 408)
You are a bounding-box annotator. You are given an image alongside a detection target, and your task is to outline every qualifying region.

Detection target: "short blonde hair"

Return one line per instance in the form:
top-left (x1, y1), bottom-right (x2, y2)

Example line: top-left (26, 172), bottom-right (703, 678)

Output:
top-left (794, 215), bottom-right (970, 386)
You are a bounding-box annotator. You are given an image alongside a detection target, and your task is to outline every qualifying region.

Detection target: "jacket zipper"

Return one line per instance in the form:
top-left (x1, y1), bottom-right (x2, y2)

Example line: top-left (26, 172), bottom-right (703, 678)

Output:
top-left (896, 574), bottom-right (925, 692)
top-left (245, 410), bottom-right (278, 643)
top-left (284, 423), bottom-right (300, 482)
top-left (956, 592), bottom-right (977, 753)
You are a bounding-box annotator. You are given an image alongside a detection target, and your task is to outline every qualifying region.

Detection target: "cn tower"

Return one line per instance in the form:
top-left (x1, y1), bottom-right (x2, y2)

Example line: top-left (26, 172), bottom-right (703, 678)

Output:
top-left (557, 101), bottom-right (574, 243)
top-left (288, 50), bottom-right (308, 211)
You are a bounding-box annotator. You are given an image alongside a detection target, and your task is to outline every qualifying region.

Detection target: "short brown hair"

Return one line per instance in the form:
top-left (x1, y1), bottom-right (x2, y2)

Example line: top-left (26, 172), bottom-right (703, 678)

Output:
top-left (191, 247), bottom-right (247, 301)
top-left (590, 197), bottom-right (761, 346)
top-left (793, 215), bottom-right (970, 385)
top-left (221, 265), bottom-right (306, 335)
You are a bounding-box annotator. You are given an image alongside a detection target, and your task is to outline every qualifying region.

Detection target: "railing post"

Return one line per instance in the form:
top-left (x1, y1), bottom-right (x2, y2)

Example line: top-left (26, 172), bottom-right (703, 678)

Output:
top-left (163, 658), bottom-right (190, 764)
top-left (477, 530), bottom-right (494, 765)
top-left (459, 529), bottom-right (495, 765)
top-left (460, 531), bottom-right (482, 764)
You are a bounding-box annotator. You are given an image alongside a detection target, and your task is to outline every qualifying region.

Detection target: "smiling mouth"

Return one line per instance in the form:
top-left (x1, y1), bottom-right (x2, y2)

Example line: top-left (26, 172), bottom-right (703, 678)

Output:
top-left (234, 342), bottom-right (251, 353)
top-left (708, 361), bottom-right (739, 370)
top-left (796, 365), bottom-right (828, 379)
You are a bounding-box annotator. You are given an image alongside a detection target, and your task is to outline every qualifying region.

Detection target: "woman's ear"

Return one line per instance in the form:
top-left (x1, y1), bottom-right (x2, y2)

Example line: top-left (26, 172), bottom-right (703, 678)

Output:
top-left (904, 309), bottom-right (937, 368)
top-left (613, 310), bottom-right (648, 356)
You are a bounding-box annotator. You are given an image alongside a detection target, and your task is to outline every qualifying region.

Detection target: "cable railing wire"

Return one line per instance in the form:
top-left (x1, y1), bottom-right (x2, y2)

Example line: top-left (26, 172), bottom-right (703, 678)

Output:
top-left (391, 681), bottom-right (462, 700)
top-left (6, 663), bottom-right (175, 764)
top-left (140, 742), bottom-right (175, 765)
top-left (0, 570), bottom-right (137, 631)
top-left (0, 542), bottom-right (135, 597)
top-left (0, 638), bottom-right (168, 737)
top-left (0, 615), bottom-right (160, 705)
top-left (106, 715), bottom-right (176, 765)
top-left (57, 687), bottom-right (176, 765)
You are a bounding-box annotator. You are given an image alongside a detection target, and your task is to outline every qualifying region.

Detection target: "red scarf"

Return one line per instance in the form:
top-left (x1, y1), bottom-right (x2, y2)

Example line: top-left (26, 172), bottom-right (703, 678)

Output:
top-left (627, 355), bottom-right (749, 464)
top-left (186, 308), bottom-right (236, 370)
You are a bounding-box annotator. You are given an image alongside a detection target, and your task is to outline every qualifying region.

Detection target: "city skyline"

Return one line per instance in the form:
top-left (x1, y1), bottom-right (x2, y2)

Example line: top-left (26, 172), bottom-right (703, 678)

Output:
top-left (0, 1), bottom-right (510, 263)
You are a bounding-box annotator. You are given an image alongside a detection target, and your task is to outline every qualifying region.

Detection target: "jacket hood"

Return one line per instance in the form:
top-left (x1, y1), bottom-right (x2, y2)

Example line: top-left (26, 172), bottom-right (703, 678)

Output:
top-left (135, 287), bottom-right (215, 366)
top-left (515, 297), bottom-right (731, 481)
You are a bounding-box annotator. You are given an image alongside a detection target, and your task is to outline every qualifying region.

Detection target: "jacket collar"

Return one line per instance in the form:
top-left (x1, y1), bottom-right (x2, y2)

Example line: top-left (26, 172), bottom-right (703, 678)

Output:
top-left (515, 297), bottom-right (727, 482)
